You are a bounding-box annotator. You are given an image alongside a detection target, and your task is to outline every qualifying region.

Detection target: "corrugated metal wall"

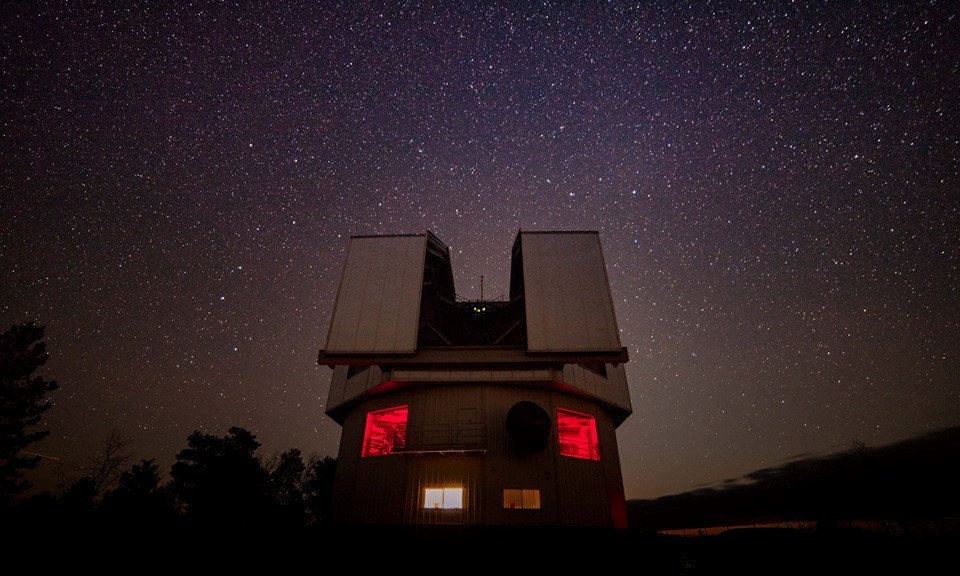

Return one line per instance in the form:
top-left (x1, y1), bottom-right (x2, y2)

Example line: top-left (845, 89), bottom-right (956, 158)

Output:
top-left (482, 386), bottom-right (561, 526)
top-left (552, 394), bottom-right (622, 526)
top-left (326, 365), bottom-right (389, 412)
top-left (404, 456), bottom-right (484, 525)
top-left (331, 383), bottom-right (624, 527)
top-left (328, 364), bottom-right (630, 425)
top-left (560, 363), bottom-right (632, 414)
top-left (325, 235), bottom-right (426, 353)
top-left (330, 390), bottom-right (410, 524)
top-left (391, 368), bottom-right (553, 383)
top-left (328, 365), bottom-right (630, 420)
top-left (520, 232), bottom-right (622, 353)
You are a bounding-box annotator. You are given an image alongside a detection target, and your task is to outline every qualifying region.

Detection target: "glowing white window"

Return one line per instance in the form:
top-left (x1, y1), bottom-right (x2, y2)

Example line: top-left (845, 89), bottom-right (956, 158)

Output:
top-left (423, 487), bottom-right (463, 509)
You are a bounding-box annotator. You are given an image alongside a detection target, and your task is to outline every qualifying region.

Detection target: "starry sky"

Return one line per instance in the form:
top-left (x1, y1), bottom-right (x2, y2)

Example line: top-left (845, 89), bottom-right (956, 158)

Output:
top-left (1, 2), bottom-right (957, 499)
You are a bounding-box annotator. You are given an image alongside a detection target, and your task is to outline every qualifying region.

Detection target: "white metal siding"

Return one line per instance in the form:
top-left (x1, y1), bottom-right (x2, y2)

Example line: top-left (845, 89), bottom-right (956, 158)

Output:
top-left (559, 363), bottom-right (632, 414)
top-left (331, 385), bottom-right (622, 526)
top-left (554, 397), bottom-right (619, 526)
top-left (521, 233), bottom-right (622, 352)
top-left (325, 366), bottom-right (388, 416)
top-left (325, 366), bottom-right (348, 410)
top-left (482, 386), bottom-right (560, 525)
top-left (603, 363), bottom-right (632, 412)
top-left (325, 235), bottom-right (427, 353)
top-left (390, 368), bottom-right (552, 383)
top-left (330, 393), bottom-right (410, 524)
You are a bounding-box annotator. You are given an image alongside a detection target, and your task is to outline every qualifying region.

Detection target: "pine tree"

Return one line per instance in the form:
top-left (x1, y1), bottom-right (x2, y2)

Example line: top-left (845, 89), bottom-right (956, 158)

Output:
top-left (0, 322), bottom-right (59, 504)
top-left (169, 427), bottom-right (274, 527)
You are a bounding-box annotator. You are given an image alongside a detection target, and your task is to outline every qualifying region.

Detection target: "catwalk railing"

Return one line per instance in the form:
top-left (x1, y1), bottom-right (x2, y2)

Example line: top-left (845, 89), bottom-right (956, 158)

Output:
top-left (393, 423), bottom-right (486, 455)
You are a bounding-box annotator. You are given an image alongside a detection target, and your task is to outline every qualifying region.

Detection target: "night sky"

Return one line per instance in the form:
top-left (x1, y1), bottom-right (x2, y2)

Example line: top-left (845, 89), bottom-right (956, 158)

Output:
top-left (2, 2), bottom-right (957, 499)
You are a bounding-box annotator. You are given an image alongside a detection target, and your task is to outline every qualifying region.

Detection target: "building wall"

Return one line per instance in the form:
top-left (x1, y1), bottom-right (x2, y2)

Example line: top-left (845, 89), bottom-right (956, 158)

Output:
top-left (331, 387), bottom-right (406, 524)
top-left (326, 363), bottom-right (630, 419)
top-left (560, 363), bottom-right (632, 417)
top-left (330, 382), bottom-right (626, 526)
top-left (325, 235), bottom-right (427, 354)
top-left (519, 232), bottom-right (622, 353)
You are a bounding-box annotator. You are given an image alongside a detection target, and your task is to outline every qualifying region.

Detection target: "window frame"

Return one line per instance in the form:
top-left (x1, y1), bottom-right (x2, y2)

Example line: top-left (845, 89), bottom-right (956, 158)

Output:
top-left (423, 486), bottom-right (464, 510)
top-left (360, 405), bottom-right (408, 458)
top-left (503, 488), bottom-right (541, 510)
top-left (556, 407), bottom-right (601, 461)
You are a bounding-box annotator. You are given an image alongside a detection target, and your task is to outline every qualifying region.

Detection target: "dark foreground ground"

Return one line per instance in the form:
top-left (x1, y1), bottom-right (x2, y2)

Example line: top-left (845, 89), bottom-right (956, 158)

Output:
top-left (14, 524), bottom-right (956, 573)
top-left (327, 525), bottom-right (957, 573)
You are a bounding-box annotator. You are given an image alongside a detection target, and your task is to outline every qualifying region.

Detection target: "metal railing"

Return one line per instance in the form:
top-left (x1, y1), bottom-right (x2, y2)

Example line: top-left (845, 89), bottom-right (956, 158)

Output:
top-left (394, 423), bottom-right (486, 454)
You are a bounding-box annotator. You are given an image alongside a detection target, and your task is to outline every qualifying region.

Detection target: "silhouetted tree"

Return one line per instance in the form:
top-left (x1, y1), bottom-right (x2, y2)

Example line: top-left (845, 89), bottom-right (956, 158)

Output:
top-left (0, 322), bottom-right (59, 504)
top-left (269, 448), bottom-right (307, 527)
top-left (169, 427), bottom-right (274, 528)
top-left (114, 459), bottom-right (163, 495)
top-left (303, 455), bottom-right (337, 524)
top-left (55, 429), bottom-right (133, 506)
top-left (79, 429), bottom-right (132, 496)
top-left (100, 459), bottom-right (173, 526)
top-left (58, 477), bottom-right (97, 521)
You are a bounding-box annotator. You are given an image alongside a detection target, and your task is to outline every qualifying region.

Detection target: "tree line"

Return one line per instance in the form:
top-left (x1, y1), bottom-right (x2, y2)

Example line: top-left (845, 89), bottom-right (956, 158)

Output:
top-left (1, 322), bottom-right (336, 530)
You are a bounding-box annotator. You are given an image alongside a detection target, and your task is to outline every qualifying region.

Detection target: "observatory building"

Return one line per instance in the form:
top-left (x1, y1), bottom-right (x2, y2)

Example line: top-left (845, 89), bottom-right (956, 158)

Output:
top-left (318, 231), bottom-right (632, 526)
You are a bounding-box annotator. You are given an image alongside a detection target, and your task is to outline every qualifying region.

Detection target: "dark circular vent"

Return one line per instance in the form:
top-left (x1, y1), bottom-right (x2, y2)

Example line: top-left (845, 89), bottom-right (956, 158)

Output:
top-left (506, 401), bottom-right (551, 453)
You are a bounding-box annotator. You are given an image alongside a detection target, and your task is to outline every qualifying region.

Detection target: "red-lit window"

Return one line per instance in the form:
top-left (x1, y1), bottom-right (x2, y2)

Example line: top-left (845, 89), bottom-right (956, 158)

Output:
top-left (557, 408), bottom-right (600, 461)
top-left (361, 405), bottom-right (408, 457)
